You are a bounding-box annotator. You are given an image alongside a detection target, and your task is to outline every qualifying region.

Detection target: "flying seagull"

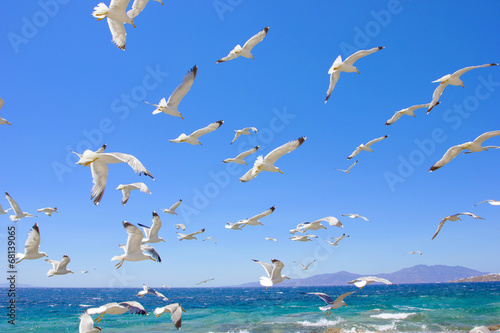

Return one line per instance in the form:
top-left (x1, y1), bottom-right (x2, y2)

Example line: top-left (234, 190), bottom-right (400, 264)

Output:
top-left (15, 223), bottom-right (48, 263)
top-left (325, 46), bottom-right (384, 103)
top-left (143, 65), bottom-right (197, 119)
top-left (45, 255), bottom-right (74, 277)
top-left (429, 130), bottom-right (500, 171)
top-left (327, 233), bottom-right (350, 246)
top-left (169, 120), bottom-right (224, 145)
top-left (127, 0), bottom-right (163, 19)
top-left (265, 237), bottom-right (278, 242)
top-left (341, 213), bottom-right (370, 221)
top-left (163, 199), bottom-right (182, 215)
top-left (0, 97), bottom-right (11, 125)
top-left (295, 221), bottom-right (327, 233)
top-left (432, 212), bottom-right (484, 240)
top-left (92, 0), bottom-right (136, 50)
top-left (252, 259), bottom-right (289, 289)
top-left (347, 135), bottom-right (389, 160)
top-left (79, 312), bottom-right (101, 333)
top-left (237, 206), bottom-right (276, 227)
top-left (116, 182), bottom-right (151, 205)
top-left (5, 192), bottom-right (36, 222)
top-left (290, 234), bottom-right (318, 242)
top-left (217, 27), bottom-right (269, 63)
top-left (474, 199), bottom-right (500, 207)
top-left (407, 251), bottom-right (423, 255)
top-left (348, 276), bottom-right (393, 289)
top-left (203, 236), bottom-right (217, 244)
top-left (240, 137), bottom-right (306, 182)
top-left (138, 211), bottom-right (165, 244)
top-left (225, 222), bottom-right (245, 230)
top-left (87, 301), bottom-right (147, 323)
top-left (136, 284), bottom-right (168, 301)
top-left (196, 278), bottom-right (214, 285)
top-left (173, 223), bottom-right (186, 231)
top-left (334, 160), bottom-right (358, 174)
top-left (111, 221), bottom-right (162, 269)
top-left (71, 144), bottom-right (154, 205)
top-left (293, 259), bottom-right (316, 270)
top-left (37, 207), bottom-right (58, 217)
top-left (177, 228), bottom-right (205, 241)
top-left (312, 216), bottom-right (344, 228)
top-left (231, 127), bottom-right (258, 144)
top-left (427, 63), bottom-right (498, 113)
top-left (386, 103), bottom-right (438, 125)
top-left (302, 291), bottom-right (356, 316)
top-left (154, 303), bottom-right (185, 330)
top-left (223, 146), bottom-right (259, 165)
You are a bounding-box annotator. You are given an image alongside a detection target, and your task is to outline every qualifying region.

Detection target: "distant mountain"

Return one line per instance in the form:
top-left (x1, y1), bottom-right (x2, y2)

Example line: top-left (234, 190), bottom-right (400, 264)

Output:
top-left (235, 265), bottom-right (488, 287)
top-left (455, 273), bottom-right (500, 283)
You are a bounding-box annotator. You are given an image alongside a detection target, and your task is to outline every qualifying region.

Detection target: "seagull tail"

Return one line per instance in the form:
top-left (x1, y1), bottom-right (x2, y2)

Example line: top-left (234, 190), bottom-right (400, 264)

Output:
top-left (92, 3), bottom-right (109, 18)
top-left (259, 277), bottom-right (273, 287)
top-left (152, 109), bottom-right (163, 115)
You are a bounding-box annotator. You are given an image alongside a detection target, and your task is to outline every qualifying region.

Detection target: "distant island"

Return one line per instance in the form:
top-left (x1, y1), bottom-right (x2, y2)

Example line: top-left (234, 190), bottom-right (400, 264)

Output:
top-left (454, 273), bottom-right (500, 283)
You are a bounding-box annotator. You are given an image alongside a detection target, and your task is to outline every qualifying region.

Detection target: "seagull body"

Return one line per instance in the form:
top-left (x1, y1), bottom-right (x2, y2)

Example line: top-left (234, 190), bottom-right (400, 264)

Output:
top-left (385, 103), bottom-right (436, 125)
top-left (0, 98), bottom-right (11, 125)
top-left (341, 213), bottom-right (370, 222)
top-left (432, 212), bottom-right (484, 240)
top-left (223, 146), bottom-right (259, 165)
top-left (15, 223), bottom-right (48, 263)
top-left (127, 0), bottom-right (163, 19)
top-left (303, 291), bottom-right (356, 315)
top-left (408, 251), bottom-right (423, 255)
top-left (427, 63), bottom-right (498, 113)
top-left (45, 255), bottom-right (74, 277)
top-left (138, 211), bottom-right (165, 244)
top-left (240, 137), bottom-right (306, 182)
top-left (290, 234), bottom-right (318, 242)
top-left (325, 46), bottom-right (384, 103)
top-left (177, 228), bottom-right (205, 240)
top-left (231, 127), bottom-right (258, 144)
top-left (154, 303), bottom-right (185, 330)
top-left (252, 259), bottom-right (289, 289)
top-left (111, 221), bottom-right (162, 269)
top-left (348, 276), bottom-right (393, 289)
top-left (170, 120), bottom-right (224, 145)
top-left (92, 0), bottom-right (136, 50)
top-left (136, 284), bottom-right (168, 301)
top-left (144, 65), bottom-right (197, 119)
top-left (5, 192), bottom-right (35, 222)
top-left (71, 144), bottom-right (154, 205)
top-left (196, 278), bottom-right (214, 285)
top-left (173, 223), bottom-right (186, 231)
top-left (293, 259), bottom-right (316, 270)
top-left (163, 199), bottom-right (182, 215)
top-left (296, 221), bottom-right (327, 232)
top-left (225, 222), bottom-right (245, 230)
top-left (37, 207), bottom-right (58, 216)
top-left (203, 236), bottom-right (217, 244)
top-left (348, 135), bottom-right (388, 159)
top-left (334, 160), bottom-right (358, 174)
top-left (265, 237), bottom-right (278, 242)
top-left (79, 312), bottom-right (102, 333)
top-left (474, 199), bottom-right (500, 207)
top-left (116, 182), bottom-right (151, 205)
top-left (217, 27), bottom-right (269, 63)
top-left (327, 233), bottom-right (350, 246)
top-left (87, 301), bottom-right (147, 323)
top-left (238, 206), bottom-right (276, 227)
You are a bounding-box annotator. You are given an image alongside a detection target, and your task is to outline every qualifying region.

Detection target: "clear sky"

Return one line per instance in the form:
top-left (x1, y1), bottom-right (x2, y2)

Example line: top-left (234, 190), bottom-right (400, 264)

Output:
top-left (1, 1), bottom-right (499, 288)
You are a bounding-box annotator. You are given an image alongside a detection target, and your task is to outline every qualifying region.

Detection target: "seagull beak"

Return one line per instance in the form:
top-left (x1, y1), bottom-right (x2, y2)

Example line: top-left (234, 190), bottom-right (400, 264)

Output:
top-left (160, 0), bottom-right (164, 4)
top-left (461, 84), bottom-right (465, 88)
top-left (278, 170), bottom-right (283, 174)
top-left (180, 115), bottom-right (184, 120)
top-left (150, 257), bottom-right (156, 261)
top-left (132, 22), bottom-right (136, 28)
top-left (356, 70), bottom-right (361, 74)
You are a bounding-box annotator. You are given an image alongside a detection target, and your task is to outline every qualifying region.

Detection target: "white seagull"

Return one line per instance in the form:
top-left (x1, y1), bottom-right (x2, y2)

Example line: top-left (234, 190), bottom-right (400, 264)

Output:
top-left (196, 278), bottom-right (214, 285)
top-left (92, 0), bottom-right (136, 50)
top-left (0, 97), bottom-right (11, 125)
top-left (341, 213), bottom-right (370, 222)
top-left (407, 251), bottom-right (423, 255)
top-left (427, 63), bottom-right (498, 113)
top-left (127, 0), bottom-right (163, 19)
top-left (170, 120), bottom-right (224, 145)
top-left (217, 26), bottom-right (269, 63)
top-left (429, 130), bottom-right (500, 171)
top-left (138, 211), bottom-right (165, 244)
top-left (240, 137), bottom-right (306, 182)
top-left (111, 221), bottom-right (162, 269)
top-left (295, 221), bottom-right (327, 233)
top-left (143, 65), bottom-right (197, 119)
top-left (432, 212), bottom-right (484, 240)
top-left (327, 233), bottom-right (350, 246)
top-left (293, 259), bottom-right (316, 270)
top-left (231, 127), bottom-right (258, 144)
top-left (136, 284), bottom-right (168, 301)
top-left (225, 222), bottom-right (245, 230)
top-left (252, 259), bottom-right (289, 289)
top-left (334, 160), bottom-right (358, 174)
top-left (290, 234), bottom-right (318, 242)
top-left (223, 146), bottom-right (259, 165)
top-left (203, 236), bottom-right (217, 244)
top-left (385, 103), bottom-right (438, 125)
top-left (177, 228), bottom-right (205, 241)
top-left (347, 135), bottom-right (389, 160)
top-left (302, 291), bottom-right (356, 316)
top-left (15, 223), bottom-right (48, 263)
top-left (37, 207), bottom-right (58, 217)
top-left (116, 182), bottom-right (151, 205)
top-left (474, 199), bottom-right (500, 207)
top-left (45, 255), bottom-right (74, 277)
top-left (71, 144), bottom-right (154, 205)
top-left (154, 303), bottom-right (185, 330)
top-left (173, 223), bottom-right (186, 231)
top-left (238, 206), bottom-right (276, 227)
top-left (163, 199), bottom-right (182, 215)
top-left (313, 216), bottom-right (344, 228)
top-left (348, 276), bottom-right (393, 289)
top-left (87, 301), bottom-right (147, 323)
top-left (325, 46), bottom-right (384, 103)
top-left (265, 237), bottom-right (278, 242)
top-left (5, 192), bottom-right (35, 222)
top-left (79, 312), bottom-right (102, 333)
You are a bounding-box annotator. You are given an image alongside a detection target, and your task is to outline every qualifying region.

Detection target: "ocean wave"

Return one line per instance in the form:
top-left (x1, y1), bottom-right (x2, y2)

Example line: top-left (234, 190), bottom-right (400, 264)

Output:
top-left (297, 318), bottom-right (343, 327)
top-left (370, 312), bottom-right (416, 320)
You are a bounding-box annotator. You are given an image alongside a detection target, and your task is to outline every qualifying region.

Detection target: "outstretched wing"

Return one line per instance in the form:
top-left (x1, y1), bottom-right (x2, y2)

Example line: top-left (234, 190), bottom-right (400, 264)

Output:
top-left (107, 18), bottom-right (127, 50)
top-left (149, 211), bottom-right (162, 238)
top-left (264, 137), bottom-right (306, 165)
top-left (313, 216), bottom-right (343, 227)
top-left (123, 221), bottom-right (144, 256)
top-left (242, 26), bottom-right (269, 51)
top-left (431, 218), bottom-right (447, 240)
top-left (250, 206), bottom-right (276, 220)
top-left (24, 224), bottom-right (42, 256)
top-left (325, 70), bottom-right (341, 103)
top-left (239, 165), bottom-right (260, 182)
top-left (90, 161), bottom-right (109, 205)
top-left (188, 228), bottom-right (205, 237)
top-left (235, 146), bottom-right (259, 160)
top-left (452, 63), bottom-right (498, 78)
top-left (252, 259), bottom-right (273, 278)
top-left (304, 292), bottom-right (335, 305)
top-left (458, 212), bottom-right (484, 220)
top-left (429, 143), bottom-right (468, 172)
top-left (473, 130), bottom-right (500, 145)
top-left (334, 291), bottom-right (356, 303)
top-left (269, 259), bottom-right (285, 280)
top-left (5, 192), bottom-right (23, 216)
top-left (167, 65), bottom-right (197, 109)
top-left (343, 46), bottom-right (384, 66)
top-left (101, 152), bottom-right (154, 180)
top-left (189, 120), bottom-right (224, 139)
top-left (141, 244), bottom-right (161, 262)
top-left (365, 135), bottom-right (389, 148)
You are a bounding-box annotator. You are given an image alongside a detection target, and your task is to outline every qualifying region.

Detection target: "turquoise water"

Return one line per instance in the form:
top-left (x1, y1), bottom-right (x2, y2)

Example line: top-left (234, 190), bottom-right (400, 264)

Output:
top-left (1, 283), bottom-right (499, 332)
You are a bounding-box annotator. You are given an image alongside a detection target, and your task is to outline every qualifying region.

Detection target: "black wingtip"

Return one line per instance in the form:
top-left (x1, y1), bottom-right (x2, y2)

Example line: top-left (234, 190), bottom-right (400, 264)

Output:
top-left (297, 137), bottom-right (306, 145)
top-left (254, 145), bottom-right (259, 149)
top-left (216, 120), bottom-right (224, 127)
top-left (490, 63), bottom-right (498, 66)
top-left (378, 46), bottom-right (384, 50)
top-left (137, 223), bottom-right (149, 228)
top-left (270, 206), bottom-right (276, 211)
top-left (263, 26), bottom-right (269, 33)
top-left (191, 65), bottom-right (197, 77)
top-left (152, 211), bottom-right (158, 217)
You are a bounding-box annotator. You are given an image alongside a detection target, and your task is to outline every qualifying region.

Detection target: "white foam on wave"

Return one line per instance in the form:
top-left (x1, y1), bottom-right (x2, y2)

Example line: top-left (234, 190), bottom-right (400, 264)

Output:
top-left (79, 304), bottom-right (92, 307)
top-left (297, 317), bottom-right (344, 327)
top-left (370, 312), bottom-right (416, 320)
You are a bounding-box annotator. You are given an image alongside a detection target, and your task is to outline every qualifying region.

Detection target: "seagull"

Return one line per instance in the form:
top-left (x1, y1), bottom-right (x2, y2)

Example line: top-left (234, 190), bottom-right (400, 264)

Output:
top-left (327, 233), bottom-right (350, 246)
top-left (295, 221), bottom-right (327, 233)
top-left (196, 278), bottom-right (214, 285)
top-left (302, 291), bottom-right (356, 316)
top-left (429, 130), bottom-right (500, 171)
top-left (223, 146), bottom-right (259, 165)
top-left (37, 207), bottom-right (58, 217)
top-left (173, 223), bottom-right (186, 231)
top-left (325, 46), bottom-right (384, 103)
top-left (386, 103), bottom-right (438, 125)
top-left (169, 120), bottom-right (224, 145)
top-left (71, 144), bottom-right (154, 205)
top-left (347, 135), bottom-right (389, 159)
top-left (87, 301), bottom-right (147, 323)
top-left (143, 65), bottom-right (197, 119)
top-left (265, 237), bottom-right (278, 242)
top-left (5, 192), bottom-right (35, 222)
top-left (231, 127), bottom-right (258, 144)
top-left (293, 259), bottom-right (316, 270)
top-left (237, 206), bottom-right (276, 227)
top-left (154, 303), bottom-right (185, 330)
top-left (163, 199), bottom-right (182, 215)
top-left (407, 251), bottom-right (423, 255)
top-left (290, 234), bottom-right (318, 242)
top-left (348, 276), bottom-right (393, 289)
top-left (240, 137), bottom-right (306, 182)
top-left (427, 63), bottom-right (498, 113)
top-left (334, 160), bottom-right (358, 174)
top-left (225, 222), bottom-right (245, 230)
top-left (252, 259), bottom-right (289, 289)
top-left (341, 213), bottom-right (370, 222)
top-left (138, 211), bottom-right (165, 244)
top-left (136, 284), bottom-right (168, 301)
top-left (217, 26), bottom-right (269, 63)
top-left (92, 0), bottom-right (136, 50)
top-left (162, 284), bottom-right (171, 289)
top-left (111, 221), bottom-right (162, 269)
top-left (0, 201), bottom-right (12, 215)
top-left (313, 216), bottom-right (344, 228)
top-left (0, 97), bottom-right (11, 125)
top-left (116, 182), bottom-right (151, 205)
top-left (432, 212), bottom-right (484, 240)
top-left (15, 223), bottom-right (48, 263)
top-left (203, 236), bottom-right (217, 244)
top-left (126, 0), bottom-right (163, 19)
top-left (474, 199), bottom-right (500, 207)
top-left (45, 255), bottom-right (74, 277)
top-left (79, 312), bottom-right (102, 333)
top-left (177, 228), bottom-right (205, 241)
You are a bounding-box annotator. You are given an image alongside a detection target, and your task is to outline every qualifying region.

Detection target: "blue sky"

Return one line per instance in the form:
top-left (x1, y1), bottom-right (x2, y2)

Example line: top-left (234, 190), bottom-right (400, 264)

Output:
top-left (1, 1), bottom-right (499, 288)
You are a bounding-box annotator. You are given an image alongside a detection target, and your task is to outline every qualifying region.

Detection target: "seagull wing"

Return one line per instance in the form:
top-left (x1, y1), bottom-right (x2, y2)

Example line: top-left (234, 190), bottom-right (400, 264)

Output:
top-left (45, 258), bottom-right (60, 270)
top-left (343, 46), bottom-right (384, 66)
top-left (90, 160), bottom-right (109, 205)
top-left (252, 259), bottom-right (274, 278)
top-left (269, 259), bottom-right (285, 280)
top-left (216, 49), bottom-right (240, 63)
top-left (334, 291), bottom-right (356, 303)
top-left (79, 312), bottom-right (97, 332)
top-left (263, 137), bottom-right (306, 165)
top-left (239, 164), bottom-right (260, 182)
top-left (472, 130), bottom-right (500, 145)
top-left (123, 221), bottom-right (144, 256)
top-left (5, 192), bottom-right (23, 216)
top-left (304, 260), bottom-right (317, 269)
top-left (137, 223), bottom-right (151, 238)
top-left (231, 131), bottom-right (242, 145)
top-left (427, 83), bottom-right (447, 114)
top-left (347, 147), bottom-right (362, 160)
top-left (293, 261), bottom-right (305, 269)
top-left (242, 26), bottom-right (269, 51)
top-left (152, 289), bottom-right (168, 301)
top-left (305, 292), bottom-right (335, 305)
top-left (0, 97), bottom-right (4, 110)
top-left (452, 63), bottom-right (498, 78)
top-left (119, 301), bottom-right (148, 315)
top-left (100, 152), bottom-right (154, 179)
top-left (458, 212), bottom-right (484, 220)
top-left (166, 65), bottom-right (197, 109)
top-left (250, 206), bottom-right (276, 220)
top-left (432, 218), bottom-right (447, 240)
top-left (235, 146), bottom-right (259, 160)
top-left (107, 18), bottom-right (127, 50)
top-left (57, 255), bottom-right (71, 271)
top-left (346, 160), bottom-right (358, 171)
top-left (141, 244), bottom-right (161, 262)
top-left (189, 120), bottom-right (224, 140)
top-left (189, 228), bottom-right (205, 237)
top-left (313, 216), bottom-right (343, 227)
top-left (365, 135), bottom-right (389, 148)
top-left (24, 224), bottom-right (42, 256)
top-left (86, 304), bottom-right (110, 315)
top-left (385, 110), bottom-right (404, 125)
top-left (149, 212), bottom-right (162, 238)
top-left (127, 0), bottom-right (150, 19)
top-left (325, 70), bottom-right (341, 103)
top-left (169, 199), bottom-right (182, 212)
top-left (368, 277), bottom-right (392, 285)
top-left (120, 188), bottom-right (131, 205)
top-left (165, 303), bottom-right (184, 329)
top-left (429, 143), bottom-right (468, 172)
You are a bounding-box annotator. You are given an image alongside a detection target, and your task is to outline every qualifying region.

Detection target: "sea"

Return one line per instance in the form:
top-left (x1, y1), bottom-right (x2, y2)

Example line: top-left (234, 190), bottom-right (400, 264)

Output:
top-left (1, 282), bottom-right (499, 332)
